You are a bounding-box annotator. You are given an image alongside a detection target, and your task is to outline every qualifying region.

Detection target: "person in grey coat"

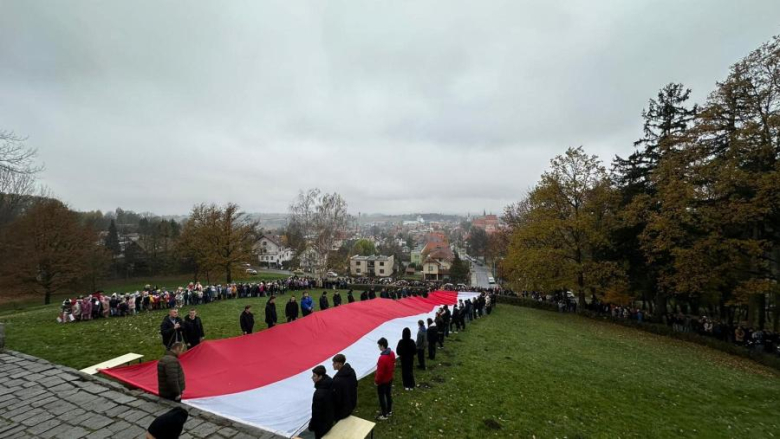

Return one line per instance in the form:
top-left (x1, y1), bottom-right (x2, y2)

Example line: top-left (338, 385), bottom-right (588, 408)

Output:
top-left (416, 320), bottom-right (427, 370)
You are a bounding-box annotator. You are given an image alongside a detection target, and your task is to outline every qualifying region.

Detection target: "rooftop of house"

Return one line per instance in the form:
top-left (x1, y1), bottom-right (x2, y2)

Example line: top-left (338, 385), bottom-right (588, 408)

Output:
top-left (349, 254), bottom-right (394, 262)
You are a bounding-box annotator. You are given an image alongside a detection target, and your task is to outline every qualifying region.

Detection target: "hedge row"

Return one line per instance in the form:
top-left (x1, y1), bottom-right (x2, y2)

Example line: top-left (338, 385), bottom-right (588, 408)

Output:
top-left (496, 295), bottom-right (780, 372)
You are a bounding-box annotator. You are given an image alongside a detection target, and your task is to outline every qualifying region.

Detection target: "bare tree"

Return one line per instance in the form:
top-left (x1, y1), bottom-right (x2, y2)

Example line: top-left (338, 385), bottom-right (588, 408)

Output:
top-left (288, 189), bottom-right (351, 275)
top-left (0, 130), bottom-right (43, 226)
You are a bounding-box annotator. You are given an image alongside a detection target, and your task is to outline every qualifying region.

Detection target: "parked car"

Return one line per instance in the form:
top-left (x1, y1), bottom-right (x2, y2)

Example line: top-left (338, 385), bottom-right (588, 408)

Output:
top-left (241, 262), bottom-right (251, 268)
top-left (488, 276), bottom-right (495, 285)
top-left (246, 268), bottom-right (258, 275)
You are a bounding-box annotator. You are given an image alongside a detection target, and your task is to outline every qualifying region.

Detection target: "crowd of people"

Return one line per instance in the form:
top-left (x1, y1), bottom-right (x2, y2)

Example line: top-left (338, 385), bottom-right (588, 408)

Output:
top-left (305, 290), bottom-right (498, 438)
top-left (55, 276), bottom-right (327, 323)
top-left (152, 288), bottom-right (498, 439)
top-left (518, 290), bottom-right (780, 357)
top-left (56, 275), bottom-right (451, 324)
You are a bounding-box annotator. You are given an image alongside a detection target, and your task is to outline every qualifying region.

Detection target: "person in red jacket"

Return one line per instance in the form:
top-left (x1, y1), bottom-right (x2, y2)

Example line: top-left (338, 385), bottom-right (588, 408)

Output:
top-left (374, 337), bottom-right (395, 420)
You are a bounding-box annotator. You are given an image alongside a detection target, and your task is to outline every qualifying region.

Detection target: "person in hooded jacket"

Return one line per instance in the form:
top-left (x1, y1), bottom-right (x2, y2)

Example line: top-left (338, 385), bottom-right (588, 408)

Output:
top-left (347, 290), bottom-right (355, 303)
top-left (374, 337), bottom-right (395, 420)
top-left (285, 296), bottom-right (299, 322)
top-left (427, 318), bottom-right (438, 360)
top-left (333, 291), bottom-right (342, 307)
top-left (331, 353), bottom-right (358, 421)
top-left (308, 365), bottom-right (335, 439)
top-left (301, 292), bottom-right (314, 317)
top-left (240, 305), bottom-right (254, 334)
top-left (319, 291), bottom-right (330, 311)
top-left (360, 290), bottom-right (368, 301)
top-left (265, 296), bottom-right (278, 328)
top-left (395, 327), bottom-right (417, 390)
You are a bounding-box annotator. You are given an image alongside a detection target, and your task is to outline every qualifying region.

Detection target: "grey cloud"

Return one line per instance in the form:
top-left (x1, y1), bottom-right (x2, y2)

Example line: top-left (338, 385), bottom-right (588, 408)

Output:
top-left (1, 0), bottom-right (779, 215)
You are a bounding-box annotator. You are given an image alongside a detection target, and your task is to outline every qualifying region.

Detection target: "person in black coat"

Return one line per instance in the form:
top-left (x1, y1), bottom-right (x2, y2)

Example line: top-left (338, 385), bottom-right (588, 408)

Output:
top-left (368, 289), bottom-right (376, 300)
top-left (308, 365), bottom-right (335, 439)
top-left (319, 292), bottom-right (329, 311)
top-left (160, 309), bottom-right (185, 349)
top-left (395, 327), bottom-right (417, 390)
top-left (182, 309), bottom-right (205, 348)
top-left (240, 305), bottom-right (254, 334)
top-left (426, 318), bottom-right (438, 360)
top-left (360, 290), bottom-right (368, 301)
top-left (285, 296), bottom-right (299, 322)
top-left (147, 406), bottom-right (188, 439)
top-left (333, 292), bottom-right (342, 307)
top-left (331, 353), bottom-right (358, 421)
top-left (347, 290), bottom-right (355, 303)
top-left (265, 296), bottom-right (278, 328)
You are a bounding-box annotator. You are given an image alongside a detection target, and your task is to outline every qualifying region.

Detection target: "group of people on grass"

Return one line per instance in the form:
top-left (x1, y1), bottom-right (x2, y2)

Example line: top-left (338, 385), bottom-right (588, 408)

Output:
top-left (517, 290), bottom-right (780, 357)
top-left (155, 287), bottom-right (469, 348)
top-left (153, 289), bottom-right (496, 439)
top-left (308, 292), bottom-right (496, 438)
top-left (56, 275), bottom-right (447, 324)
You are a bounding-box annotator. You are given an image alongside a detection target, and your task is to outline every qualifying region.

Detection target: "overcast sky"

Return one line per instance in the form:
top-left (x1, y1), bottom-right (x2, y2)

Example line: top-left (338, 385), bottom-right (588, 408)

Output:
top-left (1, 1), bottom-right (779, 216)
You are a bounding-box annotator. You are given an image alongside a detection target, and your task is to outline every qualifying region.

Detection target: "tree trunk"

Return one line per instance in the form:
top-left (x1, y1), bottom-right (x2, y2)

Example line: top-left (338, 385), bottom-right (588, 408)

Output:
top-left (654, 292), bottom-right (666, 318)
top-left (226, 264), bottom-right (232, 284)
top-left (577, 271), bottom-right (586, 311)
top-left (773, 292), bottom-right (780, 332)
top-left (747, 294), bottom-right (766, 329)
top-left (44, 289), bottom-right (51, 305)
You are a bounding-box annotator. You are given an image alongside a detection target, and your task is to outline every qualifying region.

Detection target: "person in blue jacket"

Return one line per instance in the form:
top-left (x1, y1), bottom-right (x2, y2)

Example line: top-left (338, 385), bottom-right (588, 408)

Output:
top-left (301, 292), bottom-right (314, 317)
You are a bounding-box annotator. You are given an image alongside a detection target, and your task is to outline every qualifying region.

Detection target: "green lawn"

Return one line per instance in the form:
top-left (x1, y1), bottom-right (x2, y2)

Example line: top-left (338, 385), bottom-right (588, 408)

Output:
top-left (2, 301), bottom-right (779, 438)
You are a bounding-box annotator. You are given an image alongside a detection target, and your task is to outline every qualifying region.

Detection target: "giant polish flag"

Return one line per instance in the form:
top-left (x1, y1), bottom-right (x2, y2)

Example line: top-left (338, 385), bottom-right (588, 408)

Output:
top-left (102, 291), bottom-right (480, 438)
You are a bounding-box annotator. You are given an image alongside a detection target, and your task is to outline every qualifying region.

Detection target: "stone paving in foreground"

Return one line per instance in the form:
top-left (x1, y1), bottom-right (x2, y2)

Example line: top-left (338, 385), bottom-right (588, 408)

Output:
top-left (0, 350), bottom-right (285, 439)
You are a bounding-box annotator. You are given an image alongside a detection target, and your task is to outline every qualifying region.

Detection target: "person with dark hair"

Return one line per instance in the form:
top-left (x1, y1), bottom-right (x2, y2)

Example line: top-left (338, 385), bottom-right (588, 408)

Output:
top-left (435, 311), bottom-right (445, 348)
top-left (182, 309), bottom-right (205, 348)
top-left (374, 337), bottom-right (395, 420)
top-left (442, 305), bottom-right (451, 338)
top-left (416, 320), bottom-right (427, 370)
top-left (160, 309), bottom-right (185, 349)
top-left (331, 353), bottom-right (358, 421)
top-left (146, 407), bottom-right (188, 439)
top-left (308, 365), bottom-right (335, 439)
top-left (157, 342), bottom-right (186, 401)
top-left (347, 290), bottom-right (355, 303)
top-left (240, 305), bottom-right (254, 334)
top-left (319, 291), bottom-right (330, 311)
top-left (301, 292), bottom-right (314, 317)
top-left (368, 289), bottom-right (376, 300)
top-left (360, 290), bottom-right (368, 301)
top-left (265, 296), bottom-right (278, 328)
top-left (285, 296), bottom-right (299, 322)
top-left (333, 291), bottom-right (342, 307)
top-left (395, 327), bottom-right (417, 390)
top-left (426, 318), bottom-right (438, 360)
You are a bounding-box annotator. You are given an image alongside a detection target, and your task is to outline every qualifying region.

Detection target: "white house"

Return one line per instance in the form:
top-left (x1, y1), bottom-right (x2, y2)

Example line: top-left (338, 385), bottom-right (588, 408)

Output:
top-left (255, 235), bottom-right (293, 268)
top-left (350, 255), bottom-right (395, 277)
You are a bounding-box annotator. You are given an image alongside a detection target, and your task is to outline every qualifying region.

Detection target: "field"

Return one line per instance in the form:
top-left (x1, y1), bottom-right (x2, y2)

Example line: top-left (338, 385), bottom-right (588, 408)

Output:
top-left (2, 300), bottom-right (779, 438)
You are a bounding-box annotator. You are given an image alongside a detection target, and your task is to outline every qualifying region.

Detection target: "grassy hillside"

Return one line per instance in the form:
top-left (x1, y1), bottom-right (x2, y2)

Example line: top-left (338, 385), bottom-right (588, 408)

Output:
top-left (2, 301), bottom-right (779, 438)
